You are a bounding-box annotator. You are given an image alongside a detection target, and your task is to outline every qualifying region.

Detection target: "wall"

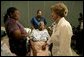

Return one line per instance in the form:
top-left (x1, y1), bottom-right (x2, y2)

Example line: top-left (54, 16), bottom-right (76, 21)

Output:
top-left (1, 1), bottom-right (83, 27)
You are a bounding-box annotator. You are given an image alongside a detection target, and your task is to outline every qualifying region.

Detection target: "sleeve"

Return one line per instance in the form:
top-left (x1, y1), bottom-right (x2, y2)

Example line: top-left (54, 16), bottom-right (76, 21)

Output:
top-left (45, 29), bottom-right (51, 45)
top-left (58, 25), bottom-right (73, 55)
top-left (7, 20), bottom-right (19, 34)
top-left (43, 17), bottom-right (47, 25)
top-left (34, 17), bottom-right (39, 26)
top-left (30, 29), bottom-right (35, 40)
top-left (45, 29), bottom-right (50, 38)
top-left (31, 17), bottom-right (39, 26)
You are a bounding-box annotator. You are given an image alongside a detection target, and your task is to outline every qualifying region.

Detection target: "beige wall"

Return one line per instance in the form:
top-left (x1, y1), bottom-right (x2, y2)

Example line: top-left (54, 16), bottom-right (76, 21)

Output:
top-left (1, 1), bottom-right (83, 27)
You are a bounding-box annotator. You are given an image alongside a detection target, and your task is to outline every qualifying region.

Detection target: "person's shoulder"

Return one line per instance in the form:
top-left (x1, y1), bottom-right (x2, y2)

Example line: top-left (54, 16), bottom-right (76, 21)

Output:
top-left (31, 16), bottom-right (37, 20)
top-left (7, 18), bottom-right (16, 24)
top-left (64, 20), bottom-right (71, 27)
top-left (61, 20), bottom-right (72, 30)
top-left (43, 29), bottom-right (48, 32)
top-left (60, 18), bottom-right (71, 26)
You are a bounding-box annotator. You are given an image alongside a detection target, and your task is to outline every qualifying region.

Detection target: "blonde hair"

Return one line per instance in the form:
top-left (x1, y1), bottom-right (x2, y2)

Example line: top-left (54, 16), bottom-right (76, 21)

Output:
top-left (51, 2), bottom-right (68, 17)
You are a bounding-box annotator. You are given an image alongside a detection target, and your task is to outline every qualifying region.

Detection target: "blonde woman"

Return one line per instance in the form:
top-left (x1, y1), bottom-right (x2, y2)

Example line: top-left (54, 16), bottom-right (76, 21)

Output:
top-left (50, 2), bottom-right (73, 56)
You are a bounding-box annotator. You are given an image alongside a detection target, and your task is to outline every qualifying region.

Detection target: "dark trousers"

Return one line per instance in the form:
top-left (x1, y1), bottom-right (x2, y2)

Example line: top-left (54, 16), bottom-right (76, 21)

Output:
top-left (9, 38), bottom-right (27, 56)
top-left (49, 43), bottom-right (53, 56)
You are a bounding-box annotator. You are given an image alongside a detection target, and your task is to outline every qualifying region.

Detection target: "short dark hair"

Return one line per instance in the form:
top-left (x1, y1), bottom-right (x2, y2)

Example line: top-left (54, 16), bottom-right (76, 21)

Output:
top-left (6, 7), bottom-right (18, 16)
top-left (4, 7), bottom-right (18, 23)
top-left (37, 10), bottom-right (42, 14)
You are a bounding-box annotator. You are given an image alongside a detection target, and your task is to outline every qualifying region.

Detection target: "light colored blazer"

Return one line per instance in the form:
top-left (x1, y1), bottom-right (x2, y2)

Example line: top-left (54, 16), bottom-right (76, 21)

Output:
top-left (50, 17), bottom-right (73, 56)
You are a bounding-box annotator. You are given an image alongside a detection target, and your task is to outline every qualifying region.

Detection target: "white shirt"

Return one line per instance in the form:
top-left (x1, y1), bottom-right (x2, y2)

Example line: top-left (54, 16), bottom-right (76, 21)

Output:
top-left (30, 29), bottom-right (50, 41)
top-left (51, 17), bottom-right (73, 56)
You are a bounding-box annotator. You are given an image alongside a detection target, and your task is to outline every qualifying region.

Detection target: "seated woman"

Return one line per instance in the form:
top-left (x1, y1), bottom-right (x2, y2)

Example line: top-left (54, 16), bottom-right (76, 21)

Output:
top-left (29, 21), bottom-right (51, 56)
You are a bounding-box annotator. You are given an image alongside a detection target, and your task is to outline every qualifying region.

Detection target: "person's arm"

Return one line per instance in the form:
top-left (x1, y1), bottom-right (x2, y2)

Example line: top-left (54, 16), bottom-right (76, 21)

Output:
top-left (46, 36), bottom-right (51, 45)
top-left (8, 20), bottom-right (26, 40)
top-left (13, 29), bottom-right (24, 40)
top-left (43, 17), bottom-right (47, 25)
top-left (47, 29), bottom-right (51, 45)
top-left (45, 30), bottom-right (51, 45)
top-left (30, 17), bottom-right (35, 29)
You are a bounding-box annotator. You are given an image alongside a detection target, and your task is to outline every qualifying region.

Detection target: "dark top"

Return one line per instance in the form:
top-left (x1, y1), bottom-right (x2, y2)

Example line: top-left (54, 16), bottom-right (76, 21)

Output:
top-left (31, 16), bottom-right (47, 29)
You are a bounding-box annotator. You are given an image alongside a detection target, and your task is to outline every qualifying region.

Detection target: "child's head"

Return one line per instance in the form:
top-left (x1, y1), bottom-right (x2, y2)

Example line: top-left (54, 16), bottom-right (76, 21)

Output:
top-left (38, 21), bottom-right (45, 30)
